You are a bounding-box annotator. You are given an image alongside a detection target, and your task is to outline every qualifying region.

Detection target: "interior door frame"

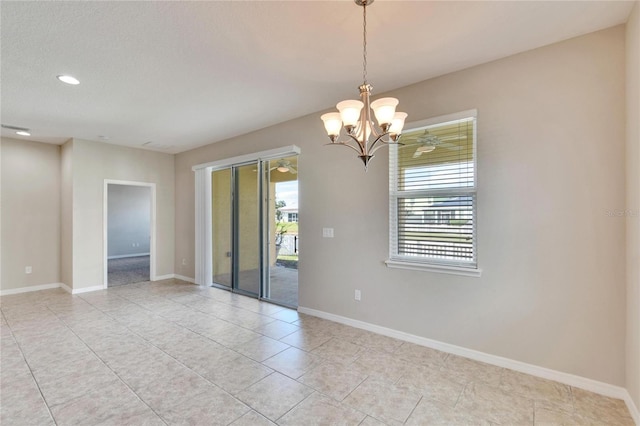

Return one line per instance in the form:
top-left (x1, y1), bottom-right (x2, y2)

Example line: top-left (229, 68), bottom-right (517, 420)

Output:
top-left (103, 179), bottom-right (157, 289)
top-left (192, 145), bottom-right (300, 288)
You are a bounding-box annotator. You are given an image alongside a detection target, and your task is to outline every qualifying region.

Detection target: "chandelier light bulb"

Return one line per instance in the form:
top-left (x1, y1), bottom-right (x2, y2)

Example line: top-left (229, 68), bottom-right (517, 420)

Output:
top-left (389, 112), bottom-right (408, 140)
top-left (337, 100), bottom-right (364, 129)
top-left (370, 97), bottom-right (399, 129)
top-left (321, 113), bottom-right (342, 140)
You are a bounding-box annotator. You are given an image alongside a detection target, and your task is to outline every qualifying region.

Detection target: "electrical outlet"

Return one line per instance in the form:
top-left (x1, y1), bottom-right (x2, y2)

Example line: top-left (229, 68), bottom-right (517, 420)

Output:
top-left (182, 258), bottom-right (187, 266)
top-left (322, 228), bottom-right (334, 238)
top-left (355, 289), bottom-right (361, 301)
top-left (25, 266), bottom-right (32, 274)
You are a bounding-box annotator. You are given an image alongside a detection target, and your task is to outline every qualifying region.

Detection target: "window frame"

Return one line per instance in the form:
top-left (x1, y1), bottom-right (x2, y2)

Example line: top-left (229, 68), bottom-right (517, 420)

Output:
top-left (386, 109), bottom-right (481, 277)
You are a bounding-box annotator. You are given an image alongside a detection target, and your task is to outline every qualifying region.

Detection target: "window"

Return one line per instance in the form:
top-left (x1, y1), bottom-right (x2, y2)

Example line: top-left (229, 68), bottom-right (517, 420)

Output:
top-left (287, 212), bottom-right (298, 223)
top-left (387, 110), bottom-right (478, 275)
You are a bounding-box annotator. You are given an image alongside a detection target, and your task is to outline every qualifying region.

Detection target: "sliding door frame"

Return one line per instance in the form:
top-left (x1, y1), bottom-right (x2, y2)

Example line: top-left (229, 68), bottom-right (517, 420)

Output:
top-left (192, 145), bottom-right (300, 288)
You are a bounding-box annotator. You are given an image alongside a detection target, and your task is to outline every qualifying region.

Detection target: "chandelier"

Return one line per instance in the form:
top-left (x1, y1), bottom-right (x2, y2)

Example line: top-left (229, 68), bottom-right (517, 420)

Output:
top-left (320, 0), bottom-right (407, 170)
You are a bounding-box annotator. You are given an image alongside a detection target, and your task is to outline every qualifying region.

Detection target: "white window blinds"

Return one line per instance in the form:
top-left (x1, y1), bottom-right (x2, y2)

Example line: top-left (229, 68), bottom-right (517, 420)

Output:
top-left (389, 111), bottom-right (477, 269)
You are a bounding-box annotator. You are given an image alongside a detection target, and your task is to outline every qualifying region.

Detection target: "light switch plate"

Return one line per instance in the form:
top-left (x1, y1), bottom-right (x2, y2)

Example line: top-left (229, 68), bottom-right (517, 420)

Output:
top-left (322, 228), bottom-right (334, 238)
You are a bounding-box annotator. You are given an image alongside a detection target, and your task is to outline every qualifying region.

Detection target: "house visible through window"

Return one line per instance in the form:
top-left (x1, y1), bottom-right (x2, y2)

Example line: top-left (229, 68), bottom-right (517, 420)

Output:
top-left (388, 110), bottom-right (478, 273)
top-left (287, 213), bottom-right (298, 223)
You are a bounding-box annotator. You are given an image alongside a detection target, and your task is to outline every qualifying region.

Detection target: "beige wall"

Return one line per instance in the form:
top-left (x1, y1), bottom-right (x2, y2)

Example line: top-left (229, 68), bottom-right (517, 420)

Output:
top-left (175, 27), bottom-right (627, 385)
top-left (60, 140), bottom-right (73, 288)
top-left (626, 1), bottom-right (640, 411)
top-left (70, 139), bottom-right (175, 290)
top-left (1, 138), bottom-right (61, 290)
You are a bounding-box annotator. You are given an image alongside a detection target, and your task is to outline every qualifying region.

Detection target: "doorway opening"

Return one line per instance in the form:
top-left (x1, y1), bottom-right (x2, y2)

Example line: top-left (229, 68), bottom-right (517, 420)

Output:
top-left (104, 181), bottom-right (156, 288)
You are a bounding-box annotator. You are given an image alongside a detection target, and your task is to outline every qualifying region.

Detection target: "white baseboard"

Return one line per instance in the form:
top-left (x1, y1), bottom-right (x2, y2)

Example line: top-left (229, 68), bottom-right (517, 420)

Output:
top-left (153, 274), bottom-right (175, 281)
top-left (60, 283), bottom-right (104, 295)
top-left (107, 253), bottom-right (150, 260)
top-left (174, 274), bottom-right (197, 284)
top-left (0, 282), bottom-right (62, 296)
top-left (298, 306), bottom-right (635, 411)
top-left (152, 274), bottom-right (197, 284)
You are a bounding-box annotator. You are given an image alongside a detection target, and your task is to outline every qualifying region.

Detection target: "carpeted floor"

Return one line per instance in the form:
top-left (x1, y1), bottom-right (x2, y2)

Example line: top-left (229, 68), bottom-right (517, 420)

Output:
top-left (108, 255), bottom-right (150, 287)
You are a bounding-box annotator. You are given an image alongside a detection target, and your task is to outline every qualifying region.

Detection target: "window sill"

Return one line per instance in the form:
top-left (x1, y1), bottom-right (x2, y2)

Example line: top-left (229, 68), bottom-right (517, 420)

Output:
top-left (385, 259), bottom-right (482, 277)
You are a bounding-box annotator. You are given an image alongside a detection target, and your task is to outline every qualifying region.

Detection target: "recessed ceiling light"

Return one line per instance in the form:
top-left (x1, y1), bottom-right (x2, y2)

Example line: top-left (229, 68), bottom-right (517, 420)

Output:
top-left (16, 130), bottom-right (31, 136)
top-left (57, 75), bottom-right (80, 85)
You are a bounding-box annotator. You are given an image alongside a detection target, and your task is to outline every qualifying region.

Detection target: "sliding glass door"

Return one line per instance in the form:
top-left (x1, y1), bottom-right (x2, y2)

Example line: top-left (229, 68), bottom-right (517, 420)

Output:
top-left (212, 169), bottom-right (232, 288)
top-left (210, 156), bottom-right (298, 307)
top-left (234, 163), bottom-right (261, 297)
top-left (265, 156), bottom-right (299, 307)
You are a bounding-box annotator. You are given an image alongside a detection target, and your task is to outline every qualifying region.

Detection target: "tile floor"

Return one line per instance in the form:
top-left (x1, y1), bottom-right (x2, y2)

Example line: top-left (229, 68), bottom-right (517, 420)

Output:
top-left (0, 279), bottom-right (634, 425)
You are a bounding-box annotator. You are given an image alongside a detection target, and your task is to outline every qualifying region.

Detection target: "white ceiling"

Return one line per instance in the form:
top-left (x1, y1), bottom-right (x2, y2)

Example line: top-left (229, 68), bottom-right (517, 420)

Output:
top-left (1, 1), bottom-right (634, 154)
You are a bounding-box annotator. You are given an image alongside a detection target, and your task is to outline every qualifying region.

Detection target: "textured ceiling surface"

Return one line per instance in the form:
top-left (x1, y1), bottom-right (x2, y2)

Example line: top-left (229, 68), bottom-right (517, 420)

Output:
top-left (0, 1), bottom-right (634, 153)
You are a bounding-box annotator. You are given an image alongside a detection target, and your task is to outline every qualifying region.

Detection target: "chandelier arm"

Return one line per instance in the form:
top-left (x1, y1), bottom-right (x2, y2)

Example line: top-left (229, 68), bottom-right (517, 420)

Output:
top-left (370, 141), bottom-right (394, 156)
top-left (369, 123), bottom-right (382, 138)
top-left (327, 141), bottom-right (365, 156)
top-left (368, 132), bottom-right (390, 152)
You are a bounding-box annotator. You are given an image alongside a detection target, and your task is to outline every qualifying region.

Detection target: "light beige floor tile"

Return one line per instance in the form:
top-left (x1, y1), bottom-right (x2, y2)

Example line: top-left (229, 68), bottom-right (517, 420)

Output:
top-left (38, 367), bottom-right (120, 407)
top-left (216, 307), bottom-right (276, 329)
top-left (244, 301), bottom-right (287, 316)
top-left (99, 409), bottom-right (166, 426)
top-left (262, 346), bottom-right (324, 379)
top-left (236, 372), bottom-right (314, 420)
top-left (534, 406), bottom-right (583, 425)
top-left (198, 319), bottom-right (262, 347)
top-left (358, 415), bottom-right (395, 426)
top-left (456, 382), bottom-right (534, 425)
top-left (253, 319), bottom-right (300, 340)
top-left (156, 386), bottom-right (250, 426)
top-left (343, 376), bottom-right (422, 424)
top-left (397, 365), bottom-right (465, 406)
top-left (268, 308), bottom-right (301, 323)
top-left (0, 376), bottom-right (55, 426)
top-left (442, 354), bottom-right (503, 386)
top-left (278, 392), bottom-right (367, 426)
top-left (500, 368), bottom-right (573, 411)
top-left (234, 335), bottom-right (290, 362)
top-left (394, 341), bottom-right (448, 367)
top-left (116, 353), bottom-right (193, 392)
top-left (280, 329), bottom-right (333, 351)
top-left (298, 362), bottom-right (369, 401)
top-left (199, 354), bottom-right (274, 395)
top-left (352, 349), bottom-right (412, 383)
top-left (311, 337), bottom-right (364, 365)
top-left (49, 381), bottom-right (151, 426)
top-left (139, 373), bottom-right (250, 425)
top-left (29, 350), bottom-right (106, 383)
top-left (229, 410), bottom-right (277, 426)
top-left (405, 397), bottom-right (493, 425)
top-left (571, 387), bottom-right (634, 425)
top-left (351, 331), bottom-right (404, 354)
top-left (158, 333), bottom-right (237, 370)
top-left (293, 315), bottom-right (348, 335)
top-left (1, 285), bottom-right (633, 426)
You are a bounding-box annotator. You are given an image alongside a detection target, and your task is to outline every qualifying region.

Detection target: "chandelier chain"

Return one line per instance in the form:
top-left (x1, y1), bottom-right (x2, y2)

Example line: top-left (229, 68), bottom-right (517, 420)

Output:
top-left (362, 1), bottom-right (367, 84)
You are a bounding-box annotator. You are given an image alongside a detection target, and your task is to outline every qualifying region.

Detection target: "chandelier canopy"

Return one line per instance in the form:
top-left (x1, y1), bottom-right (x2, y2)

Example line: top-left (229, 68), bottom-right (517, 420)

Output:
top-left (321, 0), bottom-right (407, 170)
